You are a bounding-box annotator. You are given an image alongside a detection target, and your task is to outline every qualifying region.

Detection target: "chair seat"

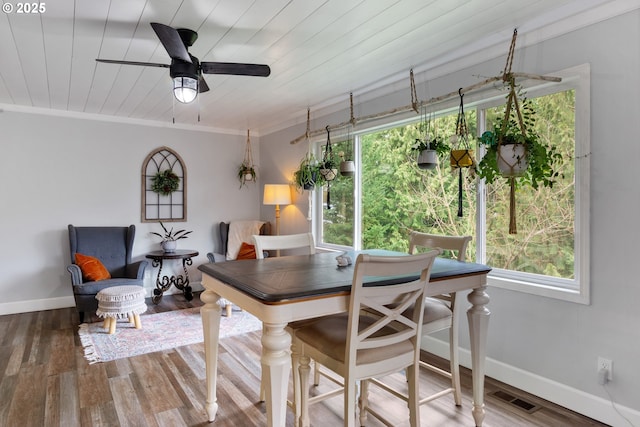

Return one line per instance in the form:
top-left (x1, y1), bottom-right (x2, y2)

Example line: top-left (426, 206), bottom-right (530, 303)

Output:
top-left (423, 297), bottom-right (452, 323)
top-left (73, 278), bottom-right (144, 295)
top-left (294, 314), bottom-right (414, 365)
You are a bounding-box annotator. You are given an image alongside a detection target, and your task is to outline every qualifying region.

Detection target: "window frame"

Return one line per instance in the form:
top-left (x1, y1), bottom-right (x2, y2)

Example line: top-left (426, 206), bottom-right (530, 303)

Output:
top-left (313, 64), bottom-right (590, 304)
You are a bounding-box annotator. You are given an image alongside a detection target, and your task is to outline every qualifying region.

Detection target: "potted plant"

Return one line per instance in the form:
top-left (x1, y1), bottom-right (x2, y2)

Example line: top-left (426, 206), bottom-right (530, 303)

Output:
top-left (476, 77), bottom-right (562, 233)
top-left (293, 153), bottom-right (323, 190)
top-left (319, 157), bottom-right (338, 182)
top-left (449, 90), bottom-right (475, 170)
top-left (238, 163), bottom-right (256, 188)
top-left (319, 126), bottom-right (339, 182)
top-left (238, 129), bottom-right (257, 188)
top-left (151, 221), bottom-right (192, 253)
top-left (411, 135), bottom-right (449, 170)
top-left (151, 169), bottom-right (180, 196)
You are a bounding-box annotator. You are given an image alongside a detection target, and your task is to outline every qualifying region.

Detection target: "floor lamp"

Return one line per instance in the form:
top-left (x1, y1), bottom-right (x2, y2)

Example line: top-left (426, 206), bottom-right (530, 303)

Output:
top-left (263, 184), bottom-right (292, 238)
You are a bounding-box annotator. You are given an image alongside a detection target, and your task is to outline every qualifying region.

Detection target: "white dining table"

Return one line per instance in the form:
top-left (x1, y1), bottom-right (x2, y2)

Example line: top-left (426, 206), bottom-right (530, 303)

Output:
top-left (198, 250), bottom-right (491, 426)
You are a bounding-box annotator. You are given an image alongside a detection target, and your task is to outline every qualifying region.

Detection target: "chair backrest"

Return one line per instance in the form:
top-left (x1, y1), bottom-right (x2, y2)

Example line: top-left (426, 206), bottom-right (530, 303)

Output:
top-left (219, 221), bottom-right (271, 258)
top-left (68, 225), bottom-right (135, 276)
top-left (408, 231), bottom-right (472, 262)
top-left (252, 233), bottom-right (315, 259)
top-left (347, 251), bottom-right (440, 373)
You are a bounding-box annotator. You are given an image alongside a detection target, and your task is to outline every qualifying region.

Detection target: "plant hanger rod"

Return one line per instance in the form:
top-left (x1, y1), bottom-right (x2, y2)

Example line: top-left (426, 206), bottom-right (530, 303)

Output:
top-left (290, 46), bottom-right (561, 145)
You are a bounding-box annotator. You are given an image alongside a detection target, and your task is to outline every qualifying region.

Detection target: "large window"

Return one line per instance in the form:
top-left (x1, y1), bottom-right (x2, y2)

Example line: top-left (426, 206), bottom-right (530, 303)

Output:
top-left (315, 65), bottom-right (590, 303)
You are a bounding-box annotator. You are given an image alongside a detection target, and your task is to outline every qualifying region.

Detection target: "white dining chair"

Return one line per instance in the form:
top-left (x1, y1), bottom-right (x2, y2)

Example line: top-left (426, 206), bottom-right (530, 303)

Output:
top-left (252, 232), bottom-right (316, 403)
top-left (369, 231), bottom-right (472, 409)
top-left (292, 250), bottom-right (439, 427)
top-left (252, 232), bottom-right (315, 259)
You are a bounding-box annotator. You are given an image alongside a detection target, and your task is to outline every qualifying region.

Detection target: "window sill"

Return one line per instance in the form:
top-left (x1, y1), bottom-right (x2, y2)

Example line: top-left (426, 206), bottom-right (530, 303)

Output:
top-left (488, 273), bottom-right (589, 305)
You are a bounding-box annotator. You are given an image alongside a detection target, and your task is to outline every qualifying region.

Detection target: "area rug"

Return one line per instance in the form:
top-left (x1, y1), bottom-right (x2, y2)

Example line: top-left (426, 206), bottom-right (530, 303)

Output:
top-left (78, 307), bottom-right (261, 364)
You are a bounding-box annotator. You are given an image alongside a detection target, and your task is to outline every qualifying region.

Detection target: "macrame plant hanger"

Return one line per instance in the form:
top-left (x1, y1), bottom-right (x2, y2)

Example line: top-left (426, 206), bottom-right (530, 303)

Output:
top-left (304, 108), bottom-right (313, 221)
top-left (451, 89), bottom-right (474, 217)
top-left (500, 29), bottom-right (527, 234)
top-left (323, 125), bottom-right (333, 209)
top-left (240, 129), bottom-right (256, 187)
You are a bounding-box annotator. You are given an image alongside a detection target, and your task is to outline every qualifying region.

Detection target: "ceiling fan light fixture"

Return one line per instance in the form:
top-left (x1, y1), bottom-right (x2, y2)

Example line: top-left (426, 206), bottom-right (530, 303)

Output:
top-left (173, 76), bottom-right (198, 103)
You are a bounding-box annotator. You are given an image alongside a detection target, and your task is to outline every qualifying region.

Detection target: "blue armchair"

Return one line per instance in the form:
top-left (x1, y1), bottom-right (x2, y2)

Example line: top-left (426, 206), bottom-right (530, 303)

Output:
top-left (67, 224), bottom-right (148, 322)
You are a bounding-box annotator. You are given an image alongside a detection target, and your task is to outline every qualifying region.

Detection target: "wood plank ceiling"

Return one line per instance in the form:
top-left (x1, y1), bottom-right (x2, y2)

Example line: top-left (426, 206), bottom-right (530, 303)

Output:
top-left (0, 0), bottom-right (625, 134)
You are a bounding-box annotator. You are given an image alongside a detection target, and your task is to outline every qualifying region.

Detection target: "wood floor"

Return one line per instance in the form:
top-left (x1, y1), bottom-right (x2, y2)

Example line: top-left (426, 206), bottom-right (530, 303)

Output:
top-left (0, 292), bottom-right (609, 427)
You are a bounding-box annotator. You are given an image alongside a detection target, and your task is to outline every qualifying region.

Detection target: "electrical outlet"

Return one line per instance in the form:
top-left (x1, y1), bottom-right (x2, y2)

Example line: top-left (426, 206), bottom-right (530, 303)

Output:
top-left (597, 357), bottom-right (613, 382)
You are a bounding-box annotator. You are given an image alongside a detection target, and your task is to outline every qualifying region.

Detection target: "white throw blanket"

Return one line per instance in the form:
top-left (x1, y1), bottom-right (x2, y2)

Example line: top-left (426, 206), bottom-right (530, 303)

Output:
top-left (226, 220), bottom-right (265, 260)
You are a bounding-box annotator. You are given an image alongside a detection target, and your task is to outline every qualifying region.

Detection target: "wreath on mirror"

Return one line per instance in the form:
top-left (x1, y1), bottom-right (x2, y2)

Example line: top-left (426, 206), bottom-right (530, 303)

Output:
top-left (151, 169), bottom-right (180, 195)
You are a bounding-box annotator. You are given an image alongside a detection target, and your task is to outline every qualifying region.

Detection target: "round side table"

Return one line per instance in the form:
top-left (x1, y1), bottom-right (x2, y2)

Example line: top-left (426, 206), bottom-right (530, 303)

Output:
top-left (146, 249), bottom-right (199, 304)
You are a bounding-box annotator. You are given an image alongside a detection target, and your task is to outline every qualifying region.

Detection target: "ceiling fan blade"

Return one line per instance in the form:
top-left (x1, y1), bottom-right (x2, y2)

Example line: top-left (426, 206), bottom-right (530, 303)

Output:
top-left (96, 59), bottom-right (170, 68)
top-left (201, 62), bottom-right (271, 77)
top-left (150, 22), bottom-right (192, 63)
top-left (198, 75), bottom-right (210, 93)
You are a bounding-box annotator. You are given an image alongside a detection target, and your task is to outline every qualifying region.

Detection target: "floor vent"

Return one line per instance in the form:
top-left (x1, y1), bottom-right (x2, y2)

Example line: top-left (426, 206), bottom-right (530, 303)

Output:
top-left (490, 390), bottom-right (542, 414)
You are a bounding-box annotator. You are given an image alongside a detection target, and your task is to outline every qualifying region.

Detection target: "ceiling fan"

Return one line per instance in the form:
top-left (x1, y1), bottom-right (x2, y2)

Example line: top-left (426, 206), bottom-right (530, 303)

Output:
top-left (96, 22), bottom-right (271, 104)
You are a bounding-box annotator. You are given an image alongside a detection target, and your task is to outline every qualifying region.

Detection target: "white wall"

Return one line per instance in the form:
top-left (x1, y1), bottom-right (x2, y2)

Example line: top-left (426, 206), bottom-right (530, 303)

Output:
top-left (259, 10), bottom-right (640, 427)
top-left (0, 111), bottom-right (263, 311)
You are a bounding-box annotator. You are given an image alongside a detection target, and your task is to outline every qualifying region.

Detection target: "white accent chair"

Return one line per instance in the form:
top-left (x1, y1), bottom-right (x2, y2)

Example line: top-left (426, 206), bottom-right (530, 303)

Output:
top-left (370, 231), bottom-right (472, 409)
top-left (292, 251), bottom-right (439, 427)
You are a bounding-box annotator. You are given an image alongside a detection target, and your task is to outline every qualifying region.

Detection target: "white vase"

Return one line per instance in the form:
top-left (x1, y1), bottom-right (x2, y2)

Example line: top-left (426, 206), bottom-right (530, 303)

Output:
top-left (497, 144), bottom-right (528, 177)
top-left (162, 240), bottom-right (177, 253)
top-left (417, 150), bottom-right (438, 170)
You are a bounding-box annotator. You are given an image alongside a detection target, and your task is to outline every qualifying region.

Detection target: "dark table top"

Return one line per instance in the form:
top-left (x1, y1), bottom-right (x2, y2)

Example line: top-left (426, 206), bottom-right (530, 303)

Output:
top-left (198, 250), bottom-right (491, 303)
top-left (146, 249), bottom-right (199, 260)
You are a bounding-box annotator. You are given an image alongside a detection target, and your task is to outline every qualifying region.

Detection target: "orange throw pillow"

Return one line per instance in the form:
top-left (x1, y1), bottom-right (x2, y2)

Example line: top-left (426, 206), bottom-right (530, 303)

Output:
top-left (75, 253), bottom-right (111, 281)
top-left (236, 242), bottom-right (257, 260)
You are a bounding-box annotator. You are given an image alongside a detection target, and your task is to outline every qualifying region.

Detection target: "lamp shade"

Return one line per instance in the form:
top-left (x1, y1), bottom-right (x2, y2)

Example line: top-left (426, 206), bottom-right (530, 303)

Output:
top-left (263, 184), bottom-right (291, 205)
top-left (173, 76), bottom-right (198, 103)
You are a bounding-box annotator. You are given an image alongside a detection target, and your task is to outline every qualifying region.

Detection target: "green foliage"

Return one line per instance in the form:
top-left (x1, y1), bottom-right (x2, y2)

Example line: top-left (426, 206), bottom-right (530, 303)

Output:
top-left (238, 163), bottom-right (256, 188)
top-left (151, 169), bottom-right (180, 195)
top-left (411, 135), bottom-right (449, 156)
top-left (151, 221), bottom-right (192, 242)
top-left (476, 80), bottom-right (562, 190)
top-left (293, 153), bottom-right (324, 190)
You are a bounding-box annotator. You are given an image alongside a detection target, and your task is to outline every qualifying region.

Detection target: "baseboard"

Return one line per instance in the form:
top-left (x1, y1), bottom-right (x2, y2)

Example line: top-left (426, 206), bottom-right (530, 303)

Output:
top-left (0, 281), bottom-right (204, 316)
top-left (422, 336), bottom-right (640, 427)
top-left (0, 296), bottom-right (76, 315)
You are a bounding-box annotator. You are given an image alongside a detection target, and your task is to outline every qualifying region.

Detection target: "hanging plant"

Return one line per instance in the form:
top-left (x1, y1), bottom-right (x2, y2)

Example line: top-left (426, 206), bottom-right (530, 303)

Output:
top-left (476, 76), bottom-right (561, 233)
top-left (476, 29), bottom-right (562, 234)
top-left (319, 126), bottom-right (339, 182)
top-left (411, 108), bottom-right (449, 170)
top-left (293, 109), bottom-right (325, 192)
top-left (151, 169), bottom-right (180, 195)
top-left (449, 89), bottom-right (475, 217)
top-left (238, 129), bottom-right (257, 188)
top-left (293, 152), bottom-right (323, 190)
top-left (238, 164), bottom-right (256, 187)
